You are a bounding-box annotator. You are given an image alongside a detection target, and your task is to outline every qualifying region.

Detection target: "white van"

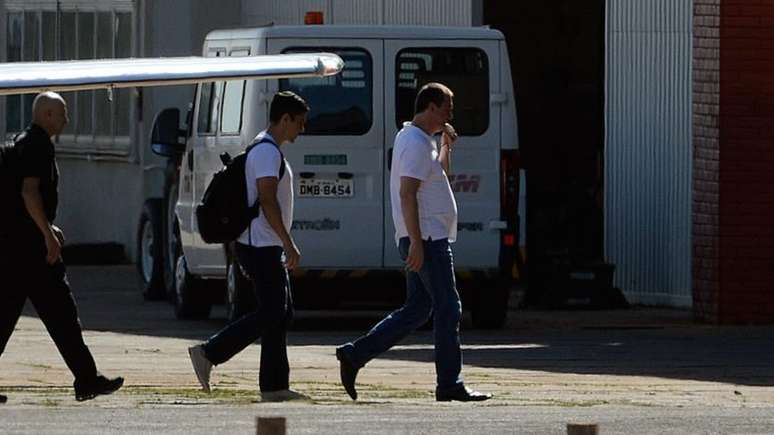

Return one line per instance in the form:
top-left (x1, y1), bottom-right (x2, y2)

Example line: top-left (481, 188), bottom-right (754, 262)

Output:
top-left (142, 24), bottom-right (524, 328)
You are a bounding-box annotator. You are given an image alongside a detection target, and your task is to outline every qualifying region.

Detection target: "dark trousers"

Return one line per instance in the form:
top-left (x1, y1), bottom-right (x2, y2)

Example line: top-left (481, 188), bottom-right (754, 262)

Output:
top-left (202, 243), bottom-right (293, 392)
top-left (0, 242), bottom-right (98, 384)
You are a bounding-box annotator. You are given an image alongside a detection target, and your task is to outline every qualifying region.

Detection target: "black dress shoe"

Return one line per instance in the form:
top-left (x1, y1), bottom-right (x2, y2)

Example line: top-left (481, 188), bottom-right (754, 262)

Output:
top-left (436, 386), bottom-right (492, 402)
top-left (0, 394), bottom-right (7, 404)
top-left (335, 347), bottom-right (359, 400)
top-left (74, 375), bottom-right (124, 402)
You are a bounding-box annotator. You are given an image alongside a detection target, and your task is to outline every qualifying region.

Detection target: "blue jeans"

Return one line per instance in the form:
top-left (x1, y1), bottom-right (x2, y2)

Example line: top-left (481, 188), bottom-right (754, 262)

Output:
top-left (339, 237), bottom-right (463, 391)
top-left (202, 243), bottom-right (293, 392)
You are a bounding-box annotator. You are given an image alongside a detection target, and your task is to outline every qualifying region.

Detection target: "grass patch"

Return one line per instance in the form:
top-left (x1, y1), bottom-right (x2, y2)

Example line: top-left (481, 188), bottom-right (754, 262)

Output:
top-left (23, 363), bottom-right (54, 370)
top-left (292, 381), bottom-right (434, 403)
top-left (467, 372), bottom-right (499, 380)
top-left (39, 398), bottom-right (61, 407)
top-left (123, 386), bottom-right (258, 405)
top-left (1, 386), bottom-right (70, 393)
top-left (503, 397), bottom-right (609, 407)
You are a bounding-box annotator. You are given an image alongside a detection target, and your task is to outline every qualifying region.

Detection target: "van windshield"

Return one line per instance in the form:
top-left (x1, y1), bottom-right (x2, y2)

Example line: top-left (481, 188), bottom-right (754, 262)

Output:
top-left (280, 48), bottom-right (372, 135)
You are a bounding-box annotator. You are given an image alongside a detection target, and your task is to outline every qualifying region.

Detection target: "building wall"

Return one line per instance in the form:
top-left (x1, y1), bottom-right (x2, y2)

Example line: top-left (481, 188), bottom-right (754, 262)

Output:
top-left (693, 0), bottom-right (774, 324)
top-left (692, 0), bottom-right (721, 321)
top-left (0, 0), bottom-right (243, 261)
top-left (1, 0), bottom-right (144, 258)
top-left (717, 0), bottom-right (774, 323)
top-left (242, 0), bottom-right (477, 26)
top-left (605, 0), bottom-right (694, 307)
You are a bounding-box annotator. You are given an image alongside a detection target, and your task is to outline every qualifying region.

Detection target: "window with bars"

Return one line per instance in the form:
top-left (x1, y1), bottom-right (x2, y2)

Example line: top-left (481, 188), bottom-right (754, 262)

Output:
top-left (279, 48), bottom-right (373, 136)
top-left (395, 48), bottom-right (489, 136)
top-left (4, 7), bottom-right (133, 153)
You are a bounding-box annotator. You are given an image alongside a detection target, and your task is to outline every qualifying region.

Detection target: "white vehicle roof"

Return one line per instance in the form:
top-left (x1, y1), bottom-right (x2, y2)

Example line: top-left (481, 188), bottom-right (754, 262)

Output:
top-left (206, 25), bottom-right (505, 42)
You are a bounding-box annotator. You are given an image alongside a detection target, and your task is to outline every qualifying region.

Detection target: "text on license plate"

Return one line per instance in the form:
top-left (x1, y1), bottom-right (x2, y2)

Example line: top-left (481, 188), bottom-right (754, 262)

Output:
top-left (298, 179), bottom-right (354, 198)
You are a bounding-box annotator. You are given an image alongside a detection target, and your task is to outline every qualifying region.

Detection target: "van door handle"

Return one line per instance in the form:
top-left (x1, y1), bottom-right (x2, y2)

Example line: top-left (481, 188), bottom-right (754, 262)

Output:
top-left (338, 172), bottom-right (353, 179)
top-left (299, 172), bottom-right (315, 179)
top-left (387, 148), bottom-right (393, 171)
top-left (187, 150), bottom-right (194, 171)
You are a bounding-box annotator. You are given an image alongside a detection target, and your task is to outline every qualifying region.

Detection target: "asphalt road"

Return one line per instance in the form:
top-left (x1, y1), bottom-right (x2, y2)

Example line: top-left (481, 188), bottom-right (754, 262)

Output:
top-left (1, 265), bottom-right (774, 434)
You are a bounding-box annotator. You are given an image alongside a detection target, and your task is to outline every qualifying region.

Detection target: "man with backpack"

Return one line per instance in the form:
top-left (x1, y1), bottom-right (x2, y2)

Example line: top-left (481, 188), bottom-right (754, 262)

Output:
top-left (188, 91), bottom-right (309, 402)
top-left (0, 92), bottom-right (123, 403)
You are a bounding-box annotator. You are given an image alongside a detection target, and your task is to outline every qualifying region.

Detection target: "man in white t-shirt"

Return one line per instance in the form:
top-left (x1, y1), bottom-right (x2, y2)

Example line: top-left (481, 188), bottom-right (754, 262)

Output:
top-left (188, 91), bottom-right (308, 402)
top-left (336, 83), bottom-right (492, 402)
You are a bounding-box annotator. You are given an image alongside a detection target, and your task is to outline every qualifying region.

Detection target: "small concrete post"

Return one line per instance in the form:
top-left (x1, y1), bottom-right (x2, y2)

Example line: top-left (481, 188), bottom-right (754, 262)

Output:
top-left (257, 417), bottom-right (286, 435)
top-left (567, 423), bottom-right (599, 435)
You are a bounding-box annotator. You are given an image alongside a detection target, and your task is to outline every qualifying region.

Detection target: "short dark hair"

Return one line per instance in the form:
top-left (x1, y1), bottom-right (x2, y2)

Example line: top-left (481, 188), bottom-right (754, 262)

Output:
top-left (414, 82), bottom-right (453, 115)
top-left (269, 91), bottom-right (310, 123)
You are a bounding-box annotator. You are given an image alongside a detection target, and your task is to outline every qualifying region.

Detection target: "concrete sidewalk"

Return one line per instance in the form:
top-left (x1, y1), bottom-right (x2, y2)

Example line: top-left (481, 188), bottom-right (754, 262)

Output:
top-left (1, 266), bottom-right (773, 434)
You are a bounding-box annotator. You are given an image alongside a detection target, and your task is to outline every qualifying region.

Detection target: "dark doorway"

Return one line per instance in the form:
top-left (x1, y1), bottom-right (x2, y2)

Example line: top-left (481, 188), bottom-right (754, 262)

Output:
top-left (484, 1), bottom-right (608, 307)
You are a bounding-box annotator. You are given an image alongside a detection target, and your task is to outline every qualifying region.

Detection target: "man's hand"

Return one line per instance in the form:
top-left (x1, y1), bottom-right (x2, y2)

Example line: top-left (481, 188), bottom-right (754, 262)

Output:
top-left (283, 241), bottom-right (301, 271)
top-left (21, 177), bottom-right (62, 265)
top-left (405, 239), bottom-right (424, 272)
top-left (441, 123), bottom-right (458, 148)
top-left (51, 225), bottom-right (65, 245)
top-left (438, 123), bottom-right (457, 173)
top-left (44, 226), bottom-right (62, 265)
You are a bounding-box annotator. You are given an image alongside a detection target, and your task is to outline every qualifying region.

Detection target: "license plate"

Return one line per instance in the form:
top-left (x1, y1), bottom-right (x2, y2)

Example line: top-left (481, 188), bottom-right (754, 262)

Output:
top-left (298, 178), bottom-right (353, 198)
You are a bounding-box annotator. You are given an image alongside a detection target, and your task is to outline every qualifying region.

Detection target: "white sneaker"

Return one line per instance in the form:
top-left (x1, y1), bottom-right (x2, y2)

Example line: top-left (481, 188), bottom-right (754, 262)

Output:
top-left (188, 344), bottom-right (212, 393)
top-left (260, 389), bottom-right (311, 402)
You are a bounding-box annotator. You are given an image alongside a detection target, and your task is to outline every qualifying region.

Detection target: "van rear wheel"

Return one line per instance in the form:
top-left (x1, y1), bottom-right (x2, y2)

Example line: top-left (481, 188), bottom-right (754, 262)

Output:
top-left (226, 245), bottom-right (256, 322)
top-left (174, 254), bottom-right (212, 320)
top-left (471, 275), bottom-right (511, 329)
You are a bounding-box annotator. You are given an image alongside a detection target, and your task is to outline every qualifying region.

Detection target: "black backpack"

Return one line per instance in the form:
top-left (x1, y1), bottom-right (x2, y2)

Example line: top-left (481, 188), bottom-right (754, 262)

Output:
top-left (195, 138), bottom-right (285, 244)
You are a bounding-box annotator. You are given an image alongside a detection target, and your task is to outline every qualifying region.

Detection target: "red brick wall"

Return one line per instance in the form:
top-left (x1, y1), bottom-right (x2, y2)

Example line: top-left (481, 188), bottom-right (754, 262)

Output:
top-left (718, 0), bottom-right (774, 323)
top-left (693, 0), bottom-right (721, 322)
top-left (694, 0), bottom-right (774, 323)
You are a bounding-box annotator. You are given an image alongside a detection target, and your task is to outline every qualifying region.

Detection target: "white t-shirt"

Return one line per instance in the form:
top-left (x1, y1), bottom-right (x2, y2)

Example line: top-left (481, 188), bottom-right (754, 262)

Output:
top-left (237, 132), bottom-right (294, 247)
top-left (390, 122), bottom-right (458, 245)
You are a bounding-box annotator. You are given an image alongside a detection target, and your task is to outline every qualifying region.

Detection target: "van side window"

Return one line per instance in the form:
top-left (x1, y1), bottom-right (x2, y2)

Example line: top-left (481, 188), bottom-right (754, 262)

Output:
top-left (279, 48), bottom-right (372, 135)
top-left (220, 80), bottom-right (245, 134)
top-left (197, 83), bottom-right (216, 134)
top-left (220, 48), bottom-right (249, 135)
top-left (197, 48), bottom-right (225, 135)
top-left (396, 48), bottom-right (489, 136)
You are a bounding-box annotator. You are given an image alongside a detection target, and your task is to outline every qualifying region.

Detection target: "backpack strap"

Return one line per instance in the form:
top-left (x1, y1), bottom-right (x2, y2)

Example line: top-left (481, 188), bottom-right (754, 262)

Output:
top-left (247, 137), bottom-right (286, 180)
top-left (245, 136), bottom-right (287, 247)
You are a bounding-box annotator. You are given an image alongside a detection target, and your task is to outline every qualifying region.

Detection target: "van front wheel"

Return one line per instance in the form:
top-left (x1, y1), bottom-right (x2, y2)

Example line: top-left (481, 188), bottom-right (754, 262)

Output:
top-left (174, 254), bottom-right (212, 320)
top-left (136, 199), bottom-right (166, 300)
top-left (163, 179), bottom-right (180, 298)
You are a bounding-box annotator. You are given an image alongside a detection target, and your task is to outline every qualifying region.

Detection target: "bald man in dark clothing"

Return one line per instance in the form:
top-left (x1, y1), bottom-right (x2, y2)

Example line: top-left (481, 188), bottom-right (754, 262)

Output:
top-left (0, 92), bottom-right (123, 403)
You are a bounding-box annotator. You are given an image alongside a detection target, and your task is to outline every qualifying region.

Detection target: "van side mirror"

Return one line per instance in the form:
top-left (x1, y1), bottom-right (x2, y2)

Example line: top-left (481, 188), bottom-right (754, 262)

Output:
top-left (150, 108), bottom-right (186, 157)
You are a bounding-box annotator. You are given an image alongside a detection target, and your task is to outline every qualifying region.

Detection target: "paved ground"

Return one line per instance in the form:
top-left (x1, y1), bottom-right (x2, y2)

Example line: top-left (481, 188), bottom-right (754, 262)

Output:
top-left (1, 265), bottom-right (774, 434)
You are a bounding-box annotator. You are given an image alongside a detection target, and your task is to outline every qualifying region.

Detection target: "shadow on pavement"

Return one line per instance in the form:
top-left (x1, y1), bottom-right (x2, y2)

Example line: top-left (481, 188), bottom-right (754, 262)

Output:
top-left (17, 265), bottom-right (774, 387)
top-left (376, 327), bottom-right (774, 387)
